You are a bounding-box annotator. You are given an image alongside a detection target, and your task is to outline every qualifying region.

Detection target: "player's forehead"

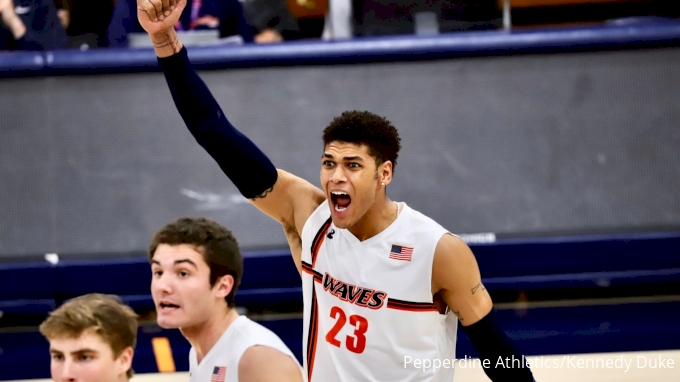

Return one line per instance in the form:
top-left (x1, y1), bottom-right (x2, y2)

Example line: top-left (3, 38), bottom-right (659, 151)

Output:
top-left (49, 330), bottom-right (111, 354)
top-left (323, 141), bottom-right (372, 159)
top-left (151, 243), bottom-right (207, 268)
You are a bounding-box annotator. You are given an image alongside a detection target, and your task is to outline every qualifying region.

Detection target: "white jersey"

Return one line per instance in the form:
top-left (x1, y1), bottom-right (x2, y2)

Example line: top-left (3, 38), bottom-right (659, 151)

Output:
top-left (301, 202), bottom-right (458, 382)
top-left (189, 316), bottom-right (300, 382)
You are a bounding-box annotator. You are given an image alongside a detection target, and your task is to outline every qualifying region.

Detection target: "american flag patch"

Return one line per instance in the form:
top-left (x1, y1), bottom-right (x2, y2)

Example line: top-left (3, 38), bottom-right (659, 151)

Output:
top-left (211, 366), bottom-right (226, 382)
top-left (389, 245), bottom-right (414, 261)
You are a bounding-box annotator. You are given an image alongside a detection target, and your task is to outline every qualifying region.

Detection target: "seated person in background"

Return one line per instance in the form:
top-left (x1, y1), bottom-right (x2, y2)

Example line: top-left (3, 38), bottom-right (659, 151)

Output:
top-left (242, 0), bottom-right (300, 43)
top-left (148, 217), bottom-right (302, 382)
top-left (174, 0), bottom-right (253, 43)
top-left (39, 293), bottom-right (138, 382)
top-left (54, 0), bottom-right (67, 29)
top-left (56, 0), bottom-right (116, 49)
top-left (108, 0), bottom-right (253, 47)
top-left (0, 0), bottom-right (68, 50)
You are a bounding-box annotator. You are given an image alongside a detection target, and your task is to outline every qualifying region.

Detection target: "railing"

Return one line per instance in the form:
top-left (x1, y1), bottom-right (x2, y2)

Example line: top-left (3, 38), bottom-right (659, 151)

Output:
top-left (2, 18), bottom-right (680, 77)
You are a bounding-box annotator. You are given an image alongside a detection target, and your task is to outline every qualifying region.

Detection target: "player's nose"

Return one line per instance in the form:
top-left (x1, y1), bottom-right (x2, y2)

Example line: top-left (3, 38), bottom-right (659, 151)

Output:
top-left (329, 166), bottom-right (347, 183)
top-left (151, 273), bottom-right (173, 294)
top-left (58, 359), bottom-right (77, 381)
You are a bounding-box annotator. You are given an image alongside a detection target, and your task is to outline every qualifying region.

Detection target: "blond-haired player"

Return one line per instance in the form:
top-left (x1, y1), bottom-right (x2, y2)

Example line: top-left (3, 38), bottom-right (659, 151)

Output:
top-left (39, 293), bottom-right (137, 382)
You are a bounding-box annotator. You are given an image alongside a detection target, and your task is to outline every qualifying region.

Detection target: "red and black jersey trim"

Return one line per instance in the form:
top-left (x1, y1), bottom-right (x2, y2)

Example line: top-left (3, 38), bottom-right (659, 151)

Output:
top-left (306, 284), bottom-right (320, 380)
top-left (302, 261), bottom-right (323, 283)
top-left (311, 217), bottom-right (332, 267)
top-left (305, 217), bottom-right (331, 381)
top-left (386, 298), bottom-right (437, 312)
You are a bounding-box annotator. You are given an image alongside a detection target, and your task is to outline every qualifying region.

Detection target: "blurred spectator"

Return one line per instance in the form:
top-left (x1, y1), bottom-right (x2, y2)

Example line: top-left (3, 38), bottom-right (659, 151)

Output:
top-left (242, 0), bottom-right (300, 43)
top-left (57, 0), bottom-right (116, 49)
top-left (107, 0), bottom-right (253, 47)
top-left (54, 0), bottom-right (67, 28)
top-left (0, 0), bottom-right (68, 50)
top-left (174, 0), bottom-right (253, 42)
top-left (323, 0), bottom-right (501, 39)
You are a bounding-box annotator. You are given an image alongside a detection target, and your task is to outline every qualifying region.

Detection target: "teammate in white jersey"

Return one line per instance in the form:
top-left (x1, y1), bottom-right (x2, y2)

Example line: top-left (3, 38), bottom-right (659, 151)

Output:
top-left (148, 217), bottom-right (303, 382)
top-left (137, 1), bottom-right (536, 380)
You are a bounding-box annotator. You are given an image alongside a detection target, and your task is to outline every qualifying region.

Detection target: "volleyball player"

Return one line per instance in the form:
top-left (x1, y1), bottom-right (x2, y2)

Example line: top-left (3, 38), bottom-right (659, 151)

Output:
top-left (149, 217), bottom-right (303, 381)
top-left (39, 294), bottom-right (137, 382)
top-left (137, 1), bottom-right (535, 380)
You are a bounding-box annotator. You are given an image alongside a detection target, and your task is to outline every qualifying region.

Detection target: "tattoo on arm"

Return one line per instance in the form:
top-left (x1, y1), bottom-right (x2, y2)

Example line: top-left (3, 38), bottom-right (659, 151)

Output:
top-left (152, 31), bottom-right (181, 53)
top-left (249, 185), bottom-right (274, 200)
top-left (471, 283), bottom-right (482, 294)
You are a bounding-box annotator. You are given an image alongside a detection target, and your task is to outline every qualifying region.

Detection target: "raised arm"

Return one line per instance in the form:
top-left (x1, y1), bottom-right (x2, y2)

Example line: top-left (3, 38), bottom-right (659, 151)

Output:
top-left (432, 234), bottom-right (535, 382)
top-left (137, 0), bottom-right (325, 270)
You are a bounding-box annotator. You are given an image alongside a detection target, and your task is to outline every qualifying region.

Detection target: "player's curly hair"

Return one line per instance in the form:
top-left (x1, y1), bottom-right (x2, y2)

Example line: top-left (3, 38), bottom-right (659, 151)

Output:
top-left (148, 217), bottom-right (243, 308)
top-left (322, 111), bottom-right (402, 171)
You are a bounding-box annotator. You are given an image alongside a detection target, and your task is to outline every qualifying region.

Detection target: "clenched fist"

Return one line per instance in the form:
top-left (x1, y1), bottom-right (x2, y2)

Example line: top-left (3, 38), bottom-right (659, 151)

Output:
top-left (137, 0), bottom-right (186, 35)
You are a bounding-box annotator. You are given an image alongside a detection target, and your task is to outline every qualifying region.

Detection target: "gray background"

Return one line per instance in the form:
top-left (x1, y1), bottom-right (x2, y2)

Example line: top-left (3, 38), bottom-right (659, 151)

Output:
top-left (1, 47), bottom-right (679, 257)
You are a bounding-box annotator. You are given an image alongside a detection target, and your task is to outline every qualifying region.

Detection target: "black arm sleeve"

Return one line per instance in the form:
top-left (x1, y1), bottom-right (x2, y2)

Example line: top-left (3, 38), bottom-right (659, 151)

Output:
top-left (462, 310), bottom-right (536, 382)
top-left (157, 47), bottom-right (278, 199)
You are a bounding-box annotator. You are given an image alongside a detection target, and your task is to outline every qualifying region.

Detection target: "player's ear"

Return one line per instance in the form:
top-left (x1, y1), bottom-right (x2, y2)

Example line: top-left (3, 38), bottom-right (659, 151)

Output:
top-left (214, 274), bottom-right (235, 299)
top-left (115, 347), bottom-right (134, 376)
top-left (379, 160), bottom-right (393, 187)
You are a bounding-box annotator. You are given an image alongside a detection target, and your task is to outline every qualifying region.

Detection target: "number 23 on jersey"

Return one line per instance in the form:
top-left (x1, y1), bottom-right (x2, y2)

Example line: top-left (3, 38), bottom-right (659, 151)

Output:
top-left (325, 306), bottom-right (369, 354)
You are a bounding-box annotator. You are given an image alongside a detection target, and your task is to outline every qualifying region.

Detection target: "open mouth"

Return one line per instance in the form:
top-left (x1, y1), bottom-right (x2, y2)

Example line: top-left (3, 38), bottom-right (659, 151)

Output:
top-left (330, 191), bottom-right (351, 213)
top-left (159, 302), bottom-right (180, 311)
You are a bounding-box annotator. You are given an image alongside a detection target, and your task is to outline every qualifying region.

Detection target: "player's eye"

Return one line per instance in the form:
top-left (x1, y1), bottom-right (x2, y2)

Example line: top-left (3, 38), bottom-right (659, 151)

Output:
top-left (348, 162), bottom-right (361, 169)
top-left (152, 270), bottom-right (162, 277)
top-left (78, 354), bottom-right (93, 361)
top-left (178, 270), bottom-right (189, 278)
top-left (51, 354), bottom-right (63, 361)
top-left (323, 160), bottom-right (335, 167)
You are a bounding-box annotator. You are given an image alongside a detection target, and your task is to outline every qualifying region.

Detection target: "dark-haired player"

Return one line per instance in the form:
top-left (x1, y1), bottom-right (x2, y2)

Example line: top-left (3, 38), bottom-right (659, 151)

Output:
top-left (137, 1), bottom-right (535, 380)
top-left (149, 217), bottom-right (302, 382)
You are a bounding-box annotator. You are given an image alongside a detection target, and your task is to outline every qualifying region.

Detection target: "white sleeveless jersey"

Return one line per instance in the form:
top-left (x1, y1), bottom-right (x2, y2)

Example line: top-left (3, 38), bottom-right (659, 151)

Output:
top-left (301, 202), bottom-right (458, 382)
top-left (189, 316), bottom-right (300, 382)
